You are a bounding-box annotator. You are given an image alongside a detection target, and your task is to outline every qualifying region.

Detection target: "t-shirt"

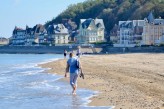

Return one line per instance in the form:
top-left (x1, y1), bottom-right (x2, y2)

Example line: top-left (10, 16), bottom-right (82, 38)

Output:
top-left (67, 57), bottom-right (79, 73)
top-left (77, 49), bottom-right (80, 54)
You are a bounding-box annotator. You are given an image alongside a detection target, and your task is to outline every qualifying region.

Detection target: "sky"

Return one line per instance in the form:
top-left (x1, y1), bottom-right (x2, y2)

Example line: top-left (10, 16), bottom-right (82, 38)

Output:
top-left (0, 0), bottom-right (86, 38)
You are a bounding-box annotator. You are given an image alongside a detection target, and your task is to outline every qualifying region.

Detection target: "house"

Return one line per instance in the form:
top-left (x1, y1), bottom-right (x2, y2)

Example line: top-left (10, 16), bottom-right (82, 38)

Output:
top-left (11, 26), bottom-right (26, 45)
top-left (115, 21), bottom-right (134, 47)
top-left (11, 24), bottom-right (47, 46)
top-left (142, 12), bottom-right (164, 45)
top-left (47, 24), bottom-right (69, 44)
top-left (38, 33), bottom-right (49, 45)
top-left (76, 18), bottom-right (105, 44)
top-left (24, 25), bottom-right (34, 46)
top-left (62, 19), bottom-right (77, 42)
top-left (0, 37), bottom-right (9, 45)
top-left (114, 12), bottom-right (164, 47)
top-left (114, 20), bottom-right (145, 47)
top-left (31, 24), bottom-right (47, 44)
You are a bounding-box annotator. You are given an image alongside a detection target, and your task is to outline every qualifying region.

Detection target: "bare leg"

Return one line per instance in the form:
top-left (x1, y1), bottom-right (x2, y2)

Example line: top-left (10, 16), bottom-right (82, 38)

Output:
top-left (70, 73), bottom-right (78, 95)
top-left (72, 85), bottom-right (77, 95)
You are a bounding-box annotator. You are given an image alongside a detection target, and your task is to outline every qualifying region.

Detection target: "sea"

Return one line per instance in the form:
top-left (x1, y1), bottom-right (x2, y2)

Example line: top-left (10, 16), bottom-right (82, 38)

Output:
top-left (0, 54), bottom-right (114, 109)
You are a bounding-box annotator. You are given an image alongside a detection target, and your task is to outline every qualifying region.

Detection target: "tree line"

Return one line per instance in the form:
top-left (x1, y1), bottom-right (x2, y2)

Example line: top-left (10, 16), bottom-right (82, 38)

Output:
top-left (45, 0), bottom-right (164, 35)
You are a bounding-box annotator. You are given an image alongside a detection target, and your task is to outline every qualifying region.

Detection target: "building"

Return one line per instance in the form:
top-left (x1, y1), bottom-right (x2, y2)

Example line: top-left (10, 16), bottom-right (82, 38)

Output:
top-left (11, 24), bottom-right (47, 46)
top-left (24, 25), bottom-right (34, 46)
top-left (0, 37), bottom-right (9, 45)
top-left (31, 24), bottom-right (47, 44)
top-left (62, 19), bottom-right (77, 33)
top-left (62, 19), bottom-right (77, 42)
top-left (110, 24), bottom-right (119, 43)
top-left (11, 26), bottom-right (26, 45)
top-left (142, 12), bottom-right (164, 45)
top-left (114, 12), bottom-right (164, 47)
top-left (76, 18), bottom-right (105, 44)
top-left (133, 20), bottom-right (145, 45)
top-left (47, 24), bottom-right (69, 44)
top-left (115, 20), bottom-right (145, 47)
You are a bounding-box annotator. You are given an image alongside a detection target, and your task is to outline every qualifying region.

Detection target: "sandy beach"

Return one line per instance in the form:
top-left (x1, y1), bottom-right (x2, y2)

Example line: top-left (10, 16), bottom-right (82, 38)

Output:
top-left (40, 53), bottom-right (164, 109)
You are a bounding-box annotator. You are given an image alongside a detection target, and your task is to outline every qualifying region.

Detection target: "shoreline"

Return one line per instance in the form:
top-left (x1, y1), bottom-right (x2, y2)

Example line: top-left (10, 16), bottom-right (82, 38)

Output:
top-left (40, 53), bottom-right (164, 109)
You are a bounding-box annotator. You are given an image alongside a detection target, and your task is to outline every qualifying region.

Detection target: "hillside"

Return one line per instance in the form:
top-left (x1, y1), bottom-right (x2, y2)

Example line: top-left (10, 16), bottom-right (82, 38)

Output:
top-left (45, 0), bottom-right (164, 35)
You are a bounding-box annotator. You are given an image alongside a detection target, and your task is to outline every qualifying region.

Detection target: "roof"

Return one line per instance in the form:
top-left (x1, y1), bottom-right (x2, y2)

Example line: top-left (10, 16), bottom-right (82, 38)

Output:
top-left (81, 18), bottom-right (105, 29)
top-left (32, 24), bottom-right (46, 34)
top-left (95, 19), bottom-right (105, 28)
top-left (13, 26), bottom-right (26, 35)
top-left (0, 37), bottom-right (8, 40)
top-left (154, 19), bottom-right (164, 25)
top-left (47, 25), bottom-right (54, 34)
top-left (62, 19), bottom-right (77, 30)
top-left (54, 24), bottom-right (69, 34)
top-left (119, 21), bottom-right (133, 28)
top-left (147, 12), bottom-right (154, 23)
top-left (146, 12), bottom-right (164, 25)
top-left (47, 24), bottom-right (69, 34)
top-left (26, 26), bottom-right (33, 35)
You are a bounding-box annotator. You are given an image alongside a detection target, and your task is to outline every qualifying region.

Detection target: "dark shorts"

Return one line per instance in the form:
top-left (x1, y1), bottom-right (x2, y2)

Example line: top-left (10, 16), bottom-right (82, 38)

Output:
top-left (64, 53), bottom-right (66, 56)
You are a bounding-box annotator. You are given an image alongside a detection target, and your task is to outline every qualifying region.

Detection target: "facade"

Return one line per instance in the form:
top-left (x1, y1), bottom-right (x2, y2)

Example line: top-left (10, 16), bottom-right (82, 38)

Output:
top-left (76, 18), bottom-right (105, 44)
top-left (47, 24), bottom-right (69, 44)
top-left (12, 27), bottom-right (26, 45)
top-left (114, 12), bottom-right (164, 47)
top-left (0, 37), bottom-right (9, 45)
top-left (115, 20), bottom-right (145, 47)
top-left (62, 19), bottom-right (77, 42)
top-left (142, 13), bottom-right (164, 45)
top-left (110, 24), bottom-right (119, 43)
top-left (25, 26), bottom-right (34, 46)
top-left (11, 24), bottom-right (47, 46)
top-left (38, 33), bottom-right (49, 45)
top-left (31, 24), bottom-right (47, 45)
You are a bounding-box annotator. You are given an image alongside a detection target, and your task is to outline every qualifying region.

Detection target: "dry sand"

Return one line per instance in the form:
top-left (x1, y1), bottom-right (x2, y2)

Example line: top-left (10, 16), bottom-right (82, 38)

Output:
top-left (40, 53), bottom-right (164, 109)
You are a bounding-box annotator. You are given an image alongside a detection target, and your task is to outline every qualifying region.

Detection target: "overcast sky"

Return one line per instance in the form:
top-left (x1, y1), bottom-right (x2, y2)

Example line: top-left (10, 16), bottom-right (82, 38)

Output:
top-left (0, 0), bottom-right (86, 38)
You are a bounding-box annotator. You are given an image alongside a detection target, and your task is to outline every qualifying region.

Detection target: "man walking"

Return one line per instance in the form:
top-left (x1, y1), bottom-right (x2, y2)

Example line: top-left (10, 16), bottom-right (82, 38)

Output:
top-left (65, 53), bottom-right (81, 95)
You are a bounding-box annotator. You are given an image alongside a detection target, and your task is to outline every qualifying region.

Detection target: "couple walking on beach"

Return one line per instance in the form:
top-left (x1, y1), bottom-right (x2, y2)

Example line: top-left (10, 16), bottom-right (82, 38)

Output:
top-left (63, 46), bottom-right (81, 59)
top-left (65, 52), bottom-right (84, 95)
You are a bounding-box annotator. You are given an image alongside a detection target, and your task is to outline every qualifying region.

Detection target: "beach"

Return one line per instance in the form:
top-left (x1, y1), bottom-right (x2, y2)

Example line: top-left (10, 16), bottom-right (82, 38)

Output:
top-left (40, 53), bottom-right (164, 109)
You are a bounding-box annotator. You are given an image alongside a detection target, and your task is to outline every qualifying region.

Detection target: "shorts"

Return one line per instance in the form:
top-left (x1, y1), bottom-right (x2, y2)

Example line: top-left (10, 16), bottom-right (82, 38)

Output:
top-left (64, 53), bottom-right (66, 57)
top-left (70, 73), bottom-right (78, 87)
top-left (76, 53), bottom-right (81, 57)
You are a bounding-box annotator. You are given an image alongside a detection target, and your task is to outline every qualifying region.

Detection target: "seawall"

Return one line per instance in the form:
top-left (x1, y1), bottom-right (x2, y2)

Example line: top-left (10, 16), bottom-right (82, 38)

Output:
top-left (104, 46), bottom-right (164, 53)
top-left (0, 46), bottom-right (164, 54)
top-left (0, 46), bottom-right (77, 54)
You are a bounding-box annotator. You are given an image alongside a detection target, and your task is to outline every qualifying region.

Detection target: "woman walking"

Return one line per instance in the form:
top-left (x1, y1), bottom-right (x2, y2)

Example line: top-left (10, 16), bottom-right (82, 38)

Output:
top-left (64, 49), bottom-right (67, 58)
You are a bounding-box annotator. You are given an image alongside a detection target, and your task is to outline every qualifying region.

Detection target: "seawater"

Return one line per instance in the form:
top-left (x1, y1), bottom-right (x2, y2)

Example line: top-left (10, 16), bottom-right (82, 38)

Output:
top-left (0, 54), bottom-right (114, 109)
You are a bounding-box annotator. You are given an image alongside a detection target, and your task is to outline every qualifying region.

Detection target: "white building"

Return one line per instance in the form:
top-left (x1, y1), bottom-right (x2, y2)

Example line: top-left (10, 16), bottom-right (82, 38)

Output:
top-left (76, 18), bottom-right (105, 44)
top-left (114, 20), bottom-right (145, 47)
top-left (11, 24), bottom-right (47, 46)
top-left (47, 24), bottom-right (69, 44)
top-left (11, 27), bottom-right (26, 45)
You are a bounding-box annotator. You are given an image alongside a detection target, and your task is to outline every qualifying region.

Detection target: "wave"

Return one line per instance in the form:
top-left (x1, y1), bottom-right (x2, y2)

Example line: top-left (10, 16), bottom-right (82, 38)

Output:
top-left (19, 70), bottom-right (45, 76)
top-left (25, 80), bottom-right (60, 90)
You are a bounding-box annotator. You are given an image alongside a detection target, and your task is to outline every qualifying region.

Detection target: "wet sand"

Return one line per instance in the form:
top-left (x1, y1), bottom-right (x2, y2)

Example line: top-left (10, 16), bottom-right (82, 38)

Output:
top-left (40, 53), bottom-right (164, 109)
